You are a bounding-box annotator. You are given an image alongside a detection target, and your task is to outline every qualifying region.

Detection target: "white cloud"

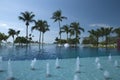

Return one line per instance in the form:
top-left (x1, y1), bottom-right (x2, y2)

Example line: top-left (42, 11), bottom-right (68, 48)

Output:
top-left (0, 23), bottom-right (24, 31)
top-left (89, 24), bottom-right (110, 28)
top-left (0, 23), bottom-right (10, 29)
top-left (0, 23), bottom-right (8, 27)
top-left (0, 23), bottom-right (7, 27)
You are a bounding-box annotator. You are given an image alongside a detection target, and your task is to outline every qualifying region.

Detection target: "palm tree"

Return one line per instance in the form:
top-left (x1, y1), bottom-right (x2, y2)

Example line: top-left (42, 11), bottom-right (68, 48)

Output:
top-left (104, 27), bottom-right (113, 48)
top-left (113, 27), bottom-right (120, 38)
top-left (100, 27), bottom-right (105, 42)
top-left (2, 34), bottom-right (9, 43)
top-left (41, 21), bottom-right (49, 46)
top-left (69, 28), bottom-right (75, 39)
top-left (8, 29), bottom-right (16, 45)
top-left (51, 10), bottom-right (67, 42)
top-left (88, 29), bottom-right (100, 47)
top-left (61, 24), bottom-right (69, 41)
top-left (0, 32), bottom-right (4, 45)
top-left (70, 22), bottom-right (84, 45)
top-left (32, 20), bottom-right (43, 49)
top-left (32, 20), bottom-right (49, 48)
top-left (19, 11), bottom-right (35, 39)
top-left (16, 30), bottom-right (20, 37)
top-left (96, 29), bottom-right (102, 46)
top-left (113, 27), bottom-right (120, 49)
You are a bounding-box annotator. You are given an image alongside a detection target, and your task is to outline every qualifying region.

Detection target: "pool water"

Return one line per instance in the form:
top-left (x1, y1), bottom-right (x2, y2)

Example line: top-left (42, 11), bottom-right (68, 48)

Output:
top-left (0, 44), bottom-right (120, 80)
top-left (0, 56), bottom-right (120, 80)
top-left (0, 44), bottom-right (119, 60)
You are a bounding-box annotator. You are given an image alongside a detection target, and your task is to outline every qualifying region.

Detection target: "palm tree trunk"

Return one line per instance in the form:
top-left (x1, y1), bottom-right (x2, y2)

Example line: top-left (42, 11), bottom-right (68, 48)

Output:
top-left (0, 41), bottom-right (1, 46)
top-left (58, 21), bottom-right (61, 41)
top-left (26, 25), bottom-right (28, 39)
top-left (39, 32), bottom-right (41, 51)
top-left (75, 33), bottom-right (77, 46)
top-left (102, 36), bottom-right (104, 45)
top-left (105, 35), bottom-right (107, 48)
top-left (97, 37), bottom-right (98, 47)
top-left (42, 32), bottom-right (44, 48)
top-left (67, 33), bottom-right (68, 41)
top-left (13, 36), bottom-right (14, 46)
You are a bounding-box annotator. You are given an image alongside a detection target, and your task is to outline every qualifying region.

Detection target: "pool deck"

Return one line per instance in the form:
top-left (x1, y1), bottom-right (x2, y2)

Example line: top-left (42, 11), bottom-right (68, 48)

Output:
top-left (0, 56), bottom-right (120, 80)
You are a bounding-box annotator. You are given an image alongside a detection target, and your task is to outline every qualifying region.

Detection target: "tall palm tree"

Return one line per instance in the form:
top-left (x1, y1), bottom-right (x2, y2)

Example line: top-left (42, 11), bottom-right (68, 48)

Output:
top-left (88, 29), bottom-right (100, 47)
top-left (0, 32), bottom-right (4, 45)
top-left (51, 10), bottom-right (67, 42)
top-left (8, 29), bottom-right (16, 45)
top-left (100, 27), bottom-right (105, 42)
top-left (96, 29), bottom-right (102, 46)
top-left (70, 22), bottom-right (84, 45)
top-left (104, 27), bottom-right (113, 48)
top-left (19, 11), bottom-right (35, 39)
top-left (41, 21), bottom-right (49, 46)
top-left (2, 34), bottom-right (9, 43)
top-left (113, 27), bottom-right (120, 49)
top-left (69, 28), bottom-right (75, 39)
top-left (61, 24), bottom-right (69, 41)
top-left (16, 30), bottom-right (20, 37)
top-left (32, 20), bottom-right (49, 48)
top-left (113, 27), bottom-right (120, 38)
top-left (32, 20), bottom-right (43, 49)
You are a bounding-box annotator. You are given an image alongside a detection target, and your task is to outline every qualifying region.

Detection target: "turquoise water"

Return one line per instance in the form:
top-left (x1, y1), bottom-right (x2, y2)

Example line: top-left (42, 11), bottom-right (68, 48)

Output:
top-left (0, 44), bottom-right (119, 60)
top-left (0, 44), bottom-right (120, 80)
top-left (0, 56), bottom-right (120, 80)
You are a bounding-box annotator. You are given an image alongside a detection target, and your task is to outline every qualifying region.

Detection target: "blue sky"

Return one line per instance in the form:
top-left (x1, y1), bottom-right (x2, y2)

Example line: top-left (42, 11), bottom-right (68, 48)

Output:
top-left (0, 0), bottom-right (120, 43)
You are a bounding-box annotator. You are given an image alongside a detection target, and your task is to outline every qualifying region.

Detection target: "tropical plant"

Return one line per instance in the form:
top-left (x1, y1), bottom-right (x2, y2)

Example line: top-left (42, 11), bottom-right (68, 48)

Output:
top-left (8, 28), bottom-right (16, 44)
top-left (41, 21), bottom-right (49, 46)
top-left (100, 27), bottom-right (105, 41)
top-left (16, 30), bottom-right (20, 37)
top-left (32, 20), bottom-right (49, 48)
top-left (113, 27), bottom-right (120, 49)
top-left (70, 22), bottom-right (84, 45)
top-left (82, 36), bottom-right (96, 45)
top-left (14, 36), bottom-right (28, 45)
top-left (69, 28), bottom-right (75, 39)
top-left (32, 20), bottom-right (42, 49)
top-left (2, 34), bottom-right (9, 43)
top-left (0, 33), bottom-right (3, 45)
top-left (51, 10), bottom-right (67, 42)
top-left (19, 11), bottom-right (35, 39)
top-left (104, 27), bottom-right (113, 48)
top-left (61, 24), bottom-right (70, 41)
top-left (88, 29), bottom-right (100, 47)
top-left (113, 27), bottom-right (120, 38)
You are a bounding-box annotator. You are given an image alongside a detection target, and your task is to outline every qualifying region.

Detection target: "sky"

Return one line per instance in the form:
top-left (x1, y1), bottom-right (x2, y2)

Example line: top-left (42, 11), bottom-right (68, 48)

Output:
top-left (0, 0), bottom-right (120, 43)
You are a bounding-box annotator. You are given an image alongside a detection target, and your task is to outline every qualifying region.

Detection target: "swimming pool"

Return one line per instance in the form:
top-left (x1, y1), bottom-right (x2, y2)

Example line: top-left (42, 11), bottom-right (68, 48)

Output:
top-left (0, 44), bottom-right (120, 80)
top-left (0, 56), bottom-right (120, 80)
top-left (0, 44), bottom-right (119, 60)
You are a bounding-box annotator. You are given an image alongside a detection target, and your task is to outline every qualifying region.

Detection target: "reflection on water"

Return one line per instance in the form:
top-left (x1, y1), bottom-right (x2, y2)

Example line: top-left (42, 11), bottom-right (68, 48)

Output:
top-left (0, 44), bottom-right (119, 60)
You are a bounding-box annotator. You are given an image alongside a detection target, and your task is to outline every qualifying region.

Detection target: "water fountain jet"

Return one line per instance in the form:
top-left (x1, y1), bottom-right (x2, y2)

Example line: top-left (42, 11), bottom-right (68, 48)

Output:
top-left (30, 58), bottom-right (37, 70)
top-left (46, 63), bottom-right (51, 77)
top-left (97, 62), bottom-right (103, 70)
top-left (73, 74), bottom-right (79, 80)
top-left (0, 56), bottom-right (4, 72)
top-left (77, 57), bottom-right (80, 65)
top-left (7, 59), bottom-right (15, 80)
top-left (95, 57), bottom-right (99, 63)
top-left (104, 70), bottom-right (110, 80)
top-left (75, 57), bottom-right (80, 73)
top-left (55, 58), bottom-right (60, 69)
top-left (114, 60), bottom-right (119, 67)
top-left (108, 54), bottom-right (112, 61)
